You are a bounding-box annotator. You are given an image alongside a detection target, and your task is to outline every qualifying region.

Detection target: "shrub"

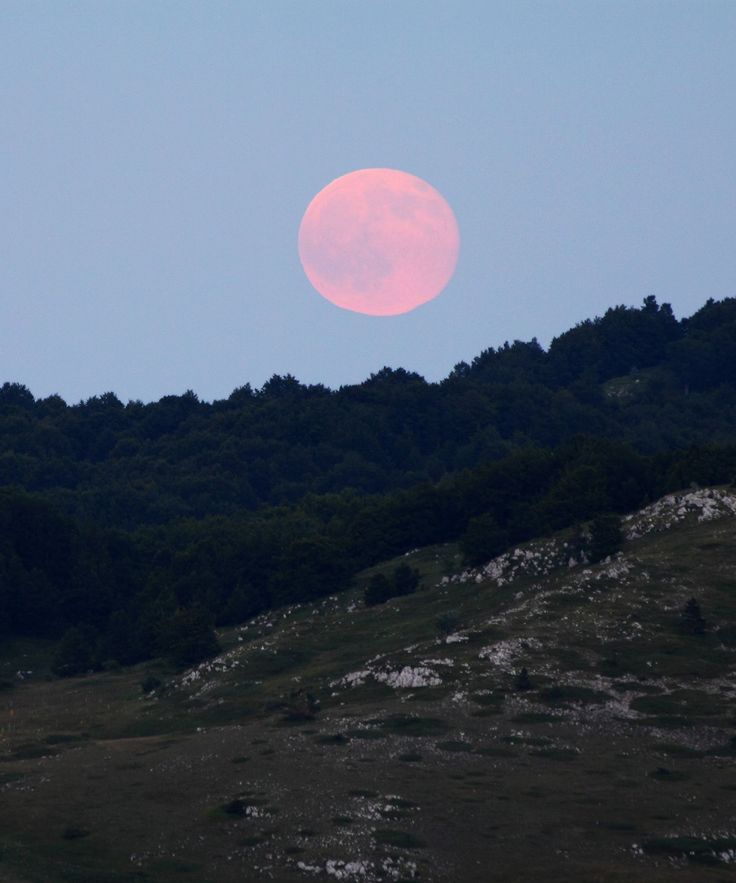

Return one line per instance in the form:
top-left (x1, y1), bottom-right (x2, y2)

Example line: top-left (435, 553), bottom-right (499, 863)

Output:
top-left (140, 675), bottom-right (162, 694)
top-left (393, 563), bottom-right (420, 596)
top-left (378, 714), bottom-right (449, 737)
top-left (364, 573), bottom-right (392, 607)
top-left (435, 611), bottom-right (460, 639)
top-left (160, 606), bottom-right (220, 668)
top-left (680, 597), bottom-right (706, 635)
top-left (279, 688), bottom-right (320, 722)
top-left (588, 513), bottom-right (623, 563)
top-left (52, 625), bottom-right (99, 677)
top-left (61, 826), bottom-right (91, 840)
top-left (364, 564), bottom-right (420, 607)
top-left (515, 667), bottom-right (533, 692)
top-left (373, 829), bottom-right (426, 849)
top-left (460, 513), bottom-right (509, 567)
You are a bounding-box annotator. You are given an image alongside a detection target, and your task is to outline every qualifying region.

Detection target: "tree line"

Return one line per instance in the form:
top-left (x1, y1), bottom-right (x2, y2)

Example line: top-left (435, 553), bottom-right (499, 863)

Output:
top-left (2, 295), bottom-right (736, 672)
top-left (2, 435), bottom-right (735, 673)
top-left (0, 297), bottom-right (734, 530)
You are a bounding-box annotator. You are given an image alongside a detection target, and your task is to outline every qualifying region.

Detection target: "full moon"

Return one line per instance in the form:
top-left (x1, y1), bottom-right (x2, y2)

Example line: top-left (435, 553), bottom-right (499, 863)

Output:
top-left (298, 168), bottom-right (459, 316)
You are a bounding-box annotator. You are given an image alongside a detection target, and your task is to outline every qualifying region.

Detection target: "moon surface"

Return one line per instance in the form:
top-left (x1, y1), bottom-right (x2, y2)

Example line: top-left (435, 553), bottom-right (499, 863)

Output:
top-left (298, 168), bottom-right (459, 316)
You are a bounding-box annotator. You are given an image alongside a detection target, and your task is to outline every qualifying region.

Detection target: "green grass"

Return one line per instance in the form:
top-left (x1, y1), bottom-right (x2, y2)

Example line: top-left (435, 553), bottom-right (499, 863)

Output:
top-left (651, 742), bottom-right (705, 759)
top-left (377, 715), bottom-right (450, 737)
top-left (511, 712), bottom-right (559, 724)
top-left (4, 743), bottom-right (61, 761)
top-left (373, 829), bottom-right (427, 849)
top-left (436, 740), bottom-right (473, 752)
top-left (61, 826), bottom-right (91, 840)
top-left (315, 733), bottom-right (350, 745)
top-left (44, 733), bottom-right (89, 745)
top-left (502, 735), bottom-right (551, 747)
top-left (631, 689), bottom-right (727, 718)
top-left (648, 767), bottom-right (689, 782)
top-left (470, 691), bottom-right (505, 707)
top-left (344, 727), bottom-right (385, 740)
top-left (476, 747), bottom-right (517, 758)
top-left (642, 835), bottom-right (736, 864)
top-left (1, 501), bottom-right (736, 882)
top-left (538, 685), bottom-right (611, 706)
top-left (529, 747), bottom-right (579, 761)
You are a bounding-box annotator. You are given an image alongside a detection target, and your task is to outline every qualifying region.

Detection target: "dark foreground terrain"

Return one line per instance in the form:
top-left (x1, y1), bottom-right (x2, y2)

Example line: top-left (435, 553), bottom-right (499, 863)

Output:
top-left (1, 488), bottom-right (736, 882)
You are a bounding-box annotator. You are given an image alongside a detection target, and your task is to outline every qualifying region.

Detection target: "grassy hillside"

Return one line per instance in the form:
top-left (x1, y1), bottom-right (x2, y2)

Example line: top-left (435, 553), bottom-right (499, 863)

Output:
top-left (1, 488), bottom-right (735, 882)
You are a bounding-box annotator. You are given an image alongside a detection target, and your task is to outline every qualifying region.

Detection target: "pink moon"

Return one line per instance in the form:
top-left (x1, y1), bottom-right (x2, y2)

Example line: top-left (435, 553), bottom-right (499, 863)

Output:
top-left (298, 168), bottom-right (459, 316)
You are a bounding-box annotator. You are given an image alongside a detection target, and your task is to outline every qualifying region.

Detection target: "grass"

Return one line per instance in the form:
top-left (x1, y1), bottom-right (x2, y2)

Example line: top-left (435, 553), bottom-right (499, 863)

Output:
top-left (529, 747), bottom-right (579, 761)
top-left (511, 712), bottom-right (559, 724)
top-left (648, 767), bottom-right (688, 782)
top-left (1, 505), bottom-right (735, 882)
top-left (502, 735), bottom-right (551, 747)
top-left (398, 751), bottom-right (423, 762)
top-left (240, 834), bottom-right (269, 847)
top-left (641, 835), bottom-right (736, 864)
top-left (61, 826), bottom-right (91, 840)
top-left (315, 733), bottom-right (350, 745)
top-left (470, 691), bottom-right (505, 707)
top-left (377, 714), bottom-right (450, 737)
top-left (373, 829), bottom-right (427, 849)
top-left (538, 685), bottom-right (612, 706)
top-left (344, 727), bottom-right (385, 740)
top-left (631, 689), bottom-right (727, 718)
top-left (651, 742), bottom-right (705, 759)
top-left (4, 743), bottom-right (61, 760)
top-left (476, 747), bottom-right (516, 758)
top-left (436, 740), bottom-right (474, 752)
top-left (44, 733), bottom-right (89, 745)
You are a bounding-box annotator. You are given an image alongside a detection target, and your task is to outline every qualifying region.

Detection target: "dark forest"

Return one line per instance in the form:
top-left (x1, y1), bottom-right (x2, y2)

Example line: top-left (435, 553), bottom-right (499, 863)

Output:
top-left (2, 295), bottom-right (736, 672)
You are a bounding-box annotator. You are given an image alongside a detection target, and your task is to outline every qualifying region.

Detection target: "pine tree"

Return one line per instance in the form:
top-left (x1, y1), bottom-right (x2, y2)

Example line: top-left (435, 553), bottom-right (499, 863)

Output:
top-left (364, 573), bottom-right (392, 607)
top-left (393, 563), bottom-right (420, 597)
top-left (588, 513), bottom-right (623, 563)
top-left (364, 565), bottom-right (420, 607)
top-left (460, 514), bottom-right (509, 567)
top-left (515, 667), bottom-right (533, 692)
top-left (680, 597), bottom-right (706, 635)
top-left (436, 611), bottom-right (460, 639)
top-left (52, 625), bottom-right (98, 677)
top-left (161, 607), bottom-right (220, 668)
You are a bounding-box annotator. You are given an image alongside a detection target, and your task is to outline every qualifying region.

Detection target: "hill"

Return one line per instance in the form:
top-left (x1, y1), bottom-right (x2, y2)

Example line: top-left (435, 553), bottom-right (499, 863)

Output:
top-left (3, 296), bottom-right (736, 669)
top-left (1, 488), bottom-right (735, 881)
top-left (1, 295), bottom-right (736, 528)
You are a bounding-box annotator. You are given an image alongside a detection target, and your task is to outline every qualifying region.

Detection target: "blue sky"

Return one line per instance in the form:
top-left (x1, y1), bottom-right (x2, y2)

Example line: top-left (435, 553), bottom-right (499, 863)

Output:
top-left (2, 0), bottom-right (735, 403)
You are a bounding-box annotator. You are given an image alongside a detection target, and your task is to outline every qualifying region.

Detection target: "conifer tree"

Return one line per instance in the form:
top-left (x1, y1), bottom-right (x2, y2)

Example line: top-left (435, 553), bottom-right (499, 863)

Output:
top-left (680, 597), bottom-right (706, 635)
top-left (515, 667), bottom-right (533, 692)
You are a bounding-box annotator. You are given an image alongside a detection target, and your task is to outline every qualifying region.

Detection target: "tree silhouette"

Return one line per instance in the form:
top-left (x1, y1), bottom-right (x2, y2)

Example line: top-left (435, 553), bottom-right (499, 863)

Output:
top-left (680, 597), bottom-right (706, 636)
top-left (515, 667), bottom-right (533, 692)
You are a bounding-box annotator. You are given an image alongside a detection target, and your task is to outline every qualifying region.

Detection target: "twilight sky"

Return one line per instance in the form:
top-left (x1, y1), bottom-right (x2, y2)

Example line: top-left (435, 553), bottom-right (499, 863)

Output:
top-left (2, 1), bottom-right (735, 404)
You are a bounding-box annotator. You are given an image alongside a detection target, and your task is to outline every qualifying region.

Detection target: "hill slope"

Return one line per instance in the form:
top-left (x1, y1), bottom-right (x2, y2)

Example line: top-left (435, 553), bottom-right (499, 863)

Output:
top-left (1, 488), bottom-right (735, 881)
top-left (3, 295), bottom-right (736, 672)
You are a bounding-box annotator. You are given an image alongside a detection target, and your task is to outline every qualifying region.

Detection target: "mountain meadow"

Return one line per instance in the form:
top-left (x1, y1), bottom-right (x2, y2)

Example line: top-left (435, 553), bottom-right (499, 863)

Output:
top-left (2, 295), bottom-right (736, 881)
